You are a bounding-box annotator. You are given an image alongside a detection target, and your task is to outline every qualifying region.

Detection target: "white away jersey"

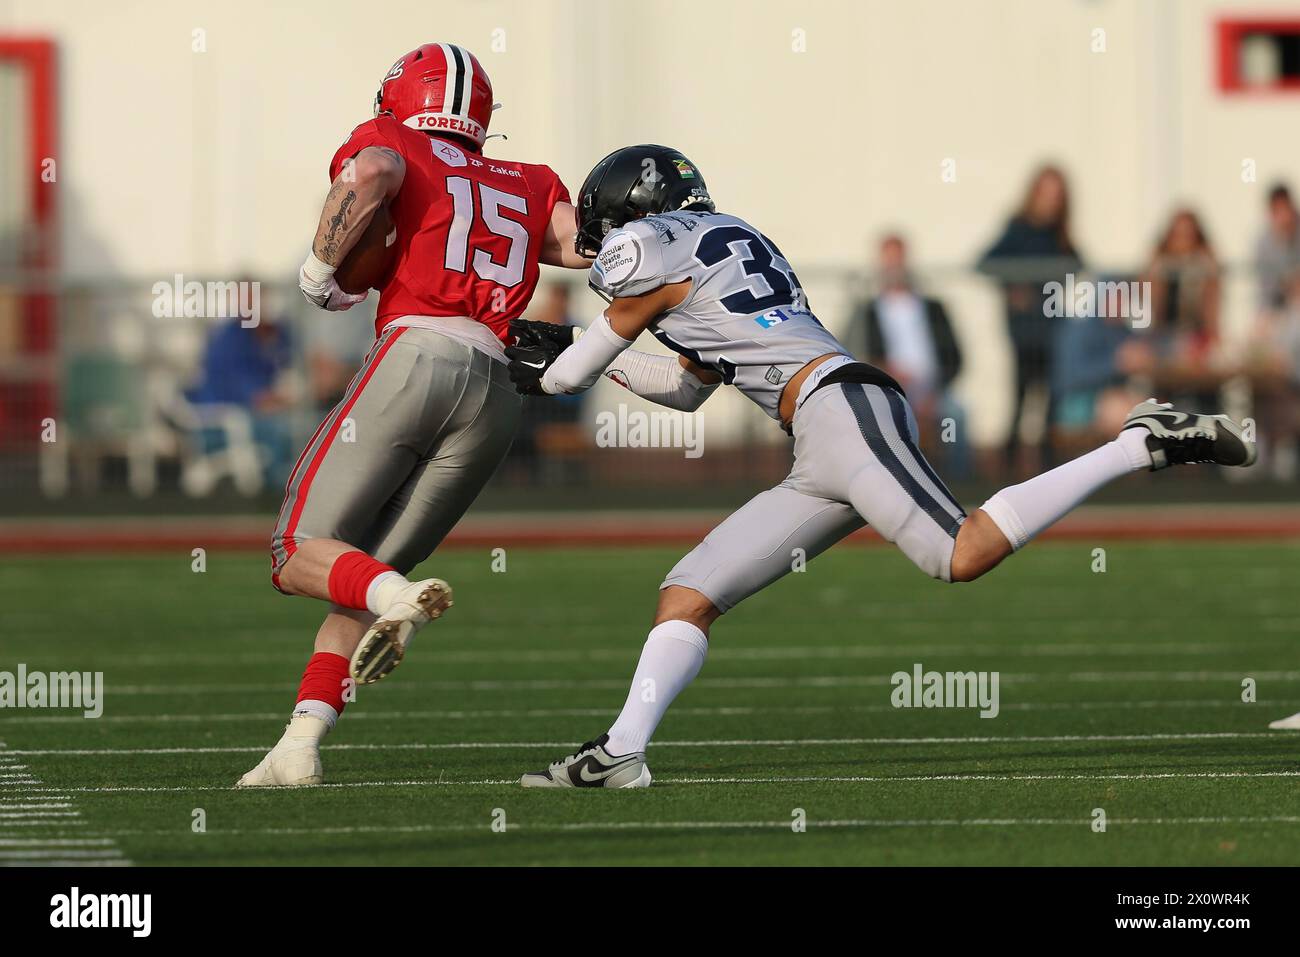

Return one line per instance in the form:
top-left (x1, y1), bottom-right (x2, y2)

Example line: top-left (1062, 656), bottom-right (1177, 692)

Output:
top-left (589, 211), bottom-right (847, 421)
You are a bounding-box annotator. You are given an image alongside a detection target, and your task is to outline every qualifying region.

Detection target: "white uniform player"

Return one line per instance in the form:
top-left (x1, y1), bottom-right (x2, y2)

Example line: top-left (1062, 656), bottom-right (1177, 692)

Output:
top-left (592, 209), bottom-right (845, 421)
top-left (505, 145), bottom-right (1256, 789)
top-left (586, 207), bottom-right (967, 595)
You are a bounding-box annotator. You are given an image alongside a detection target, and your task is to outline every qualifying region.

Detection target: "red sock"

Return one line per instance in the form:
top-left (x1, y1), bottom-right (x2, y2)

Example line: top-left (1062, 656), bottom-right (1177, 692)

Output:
top-left (327, 551), bottom-right (397, 611)
top-left (296, 652), bottom-right (351, 716)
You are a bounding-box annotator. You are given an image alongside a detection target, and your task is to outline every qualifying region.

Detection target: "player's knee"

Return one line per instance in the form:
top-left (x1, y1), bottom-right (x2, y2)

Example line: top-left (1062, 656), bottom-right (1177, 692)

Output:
top-left (654, 585), bottom-right (721, 631)
top-left (950, 545), bottom-right (998, 583)
top-left (948, 550), bottom-right (977, 583)
top-left (948, 510), bottom-right (1013, 583)
top-left (273, 554), bottom-right (307, 596)
top-left (273, 565), bottom-right (295, 595)
top-left (923, 548), bottom-right (960, 583)
top-left (893, 519), bottom-right (961, 583)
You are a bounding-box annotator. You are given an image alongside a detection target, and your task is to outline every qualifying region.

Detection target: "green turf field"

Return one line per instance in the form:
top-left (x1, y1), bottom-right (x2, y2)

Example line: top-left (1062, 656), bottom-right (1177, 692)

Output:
top-left (1, 541), bottom-right (1297, 866)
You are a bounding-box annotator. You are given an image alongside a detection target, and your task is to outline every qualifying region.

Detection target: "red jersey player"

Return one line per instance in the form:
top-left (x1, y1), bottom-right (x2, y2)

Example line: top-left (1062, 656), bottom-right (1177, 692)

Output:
top-left (240, 43), bottom-right (588, 788)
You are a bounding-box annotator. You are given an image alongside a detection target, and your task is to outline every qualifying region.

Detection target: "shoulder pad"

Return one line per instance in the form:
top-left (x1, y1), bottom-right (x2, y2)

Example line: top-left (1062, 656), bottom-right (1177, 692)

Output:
top-left (330, 119), bottom-right (402, 180)
top-left (589, 223), bottom-right (666, 299)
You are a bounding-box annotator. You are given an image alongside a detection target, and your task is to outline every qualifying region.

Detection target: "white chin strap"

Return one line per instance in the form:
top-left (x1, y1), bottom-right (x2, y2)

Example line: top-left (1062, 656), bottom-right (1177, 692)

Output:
top-left (486, 104), bottom-right (505, 142)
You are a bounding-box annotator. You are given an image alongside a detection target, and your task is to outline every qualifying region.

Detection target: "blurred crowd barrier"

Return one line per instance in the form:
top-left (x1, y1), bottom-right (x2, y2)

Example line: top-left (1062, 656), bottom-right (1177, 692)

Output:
top-left (0, 258), bottom-right (1293, 514)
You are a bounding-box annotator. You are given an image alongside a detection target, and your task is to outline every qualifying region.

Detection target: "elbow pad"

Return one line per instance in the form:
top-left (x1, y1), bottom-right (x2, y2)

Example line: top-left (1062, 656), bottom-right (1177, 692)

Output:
top-left (604, 350), bottom-right (718, 412)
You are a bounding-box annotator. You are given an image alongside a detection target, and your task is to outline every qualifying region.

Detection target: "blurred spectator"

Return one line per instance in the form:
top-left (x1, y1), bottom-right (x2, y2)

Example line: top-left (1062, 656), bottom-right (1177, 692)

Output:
top-left (1243, 268), bottom-right (1300, 479)
top-left (1050, 274), bottom-right (1142, 452)
top-left (978, 164), bottom-right (1083, 474)
top-left (1144, 208), bottom-right (1220, 345)
top-left (188, 315), bottom-right (295, 487)
top-left (301, 308), bottom-right (374, 411)
top-left (531, 282), bottom-right (577, 329)
top-left (1126, 208), bottom-right (1223, 409)
top-left (848, 234), bottom-right (969, 477)
top-left (1255, 183), bottom-right (1300, 311)
top-left (510, 284), bottom-right (586, 480)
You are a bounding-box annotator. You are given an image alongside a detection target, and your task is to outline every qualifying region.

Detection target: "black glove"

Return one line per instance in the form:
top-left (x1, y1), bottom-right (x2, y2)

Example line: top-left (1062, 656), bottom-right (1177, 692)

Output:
top-left (510, 318), bottom-right (578, 352)
top-left (505, 319), bottom-right (576, 396)
top-left (505, 342), bottom-right (554, 396)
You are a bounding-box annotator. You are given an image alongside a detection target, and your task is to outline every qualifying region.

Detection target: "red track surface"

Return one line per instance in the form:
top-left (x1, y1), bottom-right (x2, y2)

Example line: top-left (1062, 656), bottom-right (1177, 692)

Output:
top-left (1, 506), bottom-right (1298, 553)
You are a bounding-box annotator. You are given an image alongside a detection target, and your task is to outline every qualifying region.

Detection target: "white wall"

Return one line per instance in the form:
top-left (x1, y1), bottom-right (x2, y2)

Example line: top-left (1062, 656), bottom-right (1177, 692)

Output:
top-left (2, 0), bottom-right (1292, 273)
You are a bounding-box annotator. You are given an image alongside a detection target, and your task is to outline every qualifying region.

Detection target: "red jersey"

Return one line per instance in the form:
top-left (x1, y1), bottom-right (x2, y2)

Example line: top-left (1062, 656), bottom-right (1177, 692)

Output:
top-left (329, 116), bottom-right (570, 341)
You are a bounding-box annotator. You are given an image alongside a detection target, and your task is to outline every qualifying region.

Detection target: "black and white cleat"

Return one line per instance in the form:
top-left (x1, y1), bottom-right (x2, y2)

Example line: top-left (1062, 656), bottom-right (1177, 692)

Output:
top-left (520, 733), bottom-right (652, 789)
top-left (1122, 399), bottom-right (1257, 471)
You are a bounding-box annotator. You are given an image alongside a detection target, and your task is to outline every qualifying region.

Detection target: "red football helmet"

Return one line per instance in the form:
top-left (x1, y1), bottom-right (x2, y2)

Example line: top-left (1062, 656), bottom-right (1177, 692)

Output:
top-left (373, 43), bottom-right (495, 148)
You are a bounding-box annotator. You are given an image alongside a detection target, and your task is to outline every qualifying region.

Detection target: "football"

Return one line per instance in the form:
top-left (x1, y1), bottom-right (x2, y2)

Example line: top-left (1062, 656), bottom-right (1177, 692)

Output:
top-left (334, 203), bottom-right (396, 294)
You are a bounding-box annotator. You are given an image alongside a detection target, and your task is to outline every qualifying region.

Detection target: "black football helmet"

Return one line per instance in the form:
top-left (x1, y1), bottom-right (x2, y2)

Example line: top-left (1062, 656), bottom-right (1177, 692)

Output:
top-left (574, 145), bottom-right (715, 257)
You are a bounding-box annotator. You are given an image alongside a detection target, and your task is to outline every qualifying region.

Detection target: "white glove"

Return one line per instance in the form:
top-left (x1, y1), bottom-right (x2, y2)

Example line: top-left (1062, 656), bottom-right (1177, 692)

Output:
top-left (299, 251), bottom-right (368, 311)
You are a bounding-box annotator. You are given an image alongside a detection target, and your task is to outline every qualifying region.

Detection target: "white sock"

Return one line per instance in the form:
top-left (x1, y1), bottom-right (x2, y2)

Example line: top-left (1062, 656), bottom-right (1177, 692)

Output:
top-left (981, 428), bottom-right (1152, 550)
top-left (605, 620), bottom-right (709, 757)
top-left (290, 700), bottom-right (338, 734)
top-left (366, 571), bottom-right (408, 617)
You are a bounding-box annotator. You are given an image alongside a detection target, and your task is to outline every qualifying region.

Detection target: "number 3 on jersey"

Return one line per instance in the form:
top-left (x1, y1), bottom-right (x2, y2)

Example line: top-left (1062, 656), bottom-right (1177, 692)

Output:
top-left (693, 224), bottom-right (805, 316)
top-left (443, 176), bottom-right (530, 288)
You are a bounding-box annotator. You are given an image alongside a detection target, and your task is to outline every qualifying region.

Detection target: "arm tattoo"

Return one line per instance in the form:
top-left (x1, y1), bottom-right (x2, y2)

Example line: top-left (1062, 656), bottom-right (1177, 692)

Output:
top-left (318, 189), bottom-right (357, 265)
top-left (312, 147), bottom-right (403, 264)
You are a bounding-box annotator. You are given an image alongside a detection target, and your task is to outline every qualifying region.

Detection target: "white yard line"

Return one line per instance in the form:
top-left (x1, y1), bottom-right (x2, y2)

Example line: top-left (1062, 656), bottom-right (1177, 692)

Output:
top-left (0, 820), bottom-right (86, 828)
top-left (0, 859), bottom-right (129, 867)
top-left (0, 730), bottom-right (1285, 758)
top-left (40, 815), bottom-right (1300, 839)
top-left (0, 741), bottom-right (129, 866)
top-left (0, 849), bottom-right (124, 860)
top-left (4, 697), bottom-right (1295, 726)
top-left (32, 638), bottom-right (1284, 668)
top-left (666, 770), bottom-right (1300, 784)
top-left (9, 768), bottom-right (1299, 795)
top-left (83, 670), bottom-right (1300, 696)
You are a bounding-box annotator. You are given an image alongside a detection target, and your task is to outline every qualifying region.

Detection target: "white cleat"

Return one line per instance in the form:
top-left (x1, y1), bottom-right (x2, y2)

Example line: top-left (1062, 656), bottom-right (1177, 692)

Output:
top-left (235, 714), bottom-right (329, 787)
top-left (1267, 711), bottom-right (1300, 730)
top-left (349, 578), bottom-right (453, 684)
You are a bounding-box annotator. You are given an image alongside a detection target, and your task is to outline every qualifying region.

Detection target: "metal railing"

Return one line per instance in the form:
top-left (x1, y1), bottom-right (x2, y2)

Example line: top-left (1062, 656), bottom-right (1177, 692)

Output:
top-left (0, 260), bottom-right (1293, 513)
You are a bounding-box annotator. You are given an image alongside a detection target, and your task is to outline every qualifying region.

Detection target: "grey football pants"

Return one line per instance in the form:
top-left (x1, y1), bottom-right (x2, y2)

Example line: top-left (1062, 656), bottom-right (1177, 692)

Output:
top-left (662, 382), bottom-right (966, 612)
top-left (271, 325), bottom-right (520, 585)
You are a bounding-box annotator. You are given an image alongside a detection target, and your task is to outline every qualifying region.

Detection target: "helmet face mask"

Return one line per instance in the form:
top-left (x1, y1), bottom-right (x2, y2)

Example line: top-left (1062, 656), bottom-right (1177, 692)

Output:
top-left (574, 145), bottom-right (714, 257)
top-left (574, 192), bottom-right (614, 261)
